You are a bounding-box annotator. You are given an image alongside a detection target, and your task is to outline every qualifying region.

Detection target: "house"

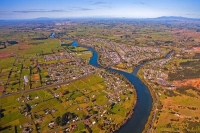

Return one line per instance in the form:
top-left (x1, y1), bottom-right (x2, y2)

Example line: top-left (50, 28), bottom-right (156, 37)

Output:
top-left (24, 75), bottom-right (29, 84)
top-left (48, 122), bottom-right (55, 128)
top-left (92, 121), bottom-right (96, 125)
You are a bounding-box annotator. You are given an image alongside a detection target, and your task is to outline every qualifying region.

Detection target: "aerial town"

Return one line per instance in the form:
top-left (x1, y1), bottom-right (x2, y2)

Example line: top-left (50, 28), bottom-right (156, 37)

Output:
top-left (1, 0), bottom-right (200, 132)
top-left (78, 38), bottom-right (168, 71)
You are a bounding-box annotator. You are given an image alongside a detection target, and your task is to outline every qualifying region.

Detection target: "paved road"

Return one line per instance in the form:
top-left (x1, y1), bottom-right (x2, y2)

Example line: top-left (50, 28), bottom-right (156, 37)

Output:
top-left (0, 72), bottom-right (95, 98)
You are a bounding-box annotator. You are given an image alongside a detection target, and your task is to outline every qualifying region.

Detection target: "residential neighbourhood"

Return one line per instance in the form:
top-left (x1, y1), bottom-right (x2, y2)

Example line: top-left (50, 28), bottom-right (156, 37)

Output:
top-left (78, 38), bottom-right (167, 70)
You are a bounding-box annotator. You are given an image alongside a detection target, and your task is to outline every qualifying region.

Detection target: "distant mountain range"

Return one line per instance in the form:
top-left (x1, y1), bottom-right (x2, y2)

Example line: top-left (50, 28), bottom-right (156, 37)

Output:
top-left (154, 16), bottom-right (200, 20)
top-left (34, 16), bottom-right (200, 21)
top-left (35, 17), bottom-right (55, 20)
top-left (2, 16), bottom-right (200, 21)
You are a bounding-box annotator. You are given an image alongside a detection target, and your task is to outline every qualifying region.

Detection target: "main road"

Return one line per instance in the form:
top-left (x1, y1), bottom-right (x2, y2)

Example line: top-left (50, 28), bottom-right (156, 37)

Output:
top-left (0, 72), bottom-right (95, 98)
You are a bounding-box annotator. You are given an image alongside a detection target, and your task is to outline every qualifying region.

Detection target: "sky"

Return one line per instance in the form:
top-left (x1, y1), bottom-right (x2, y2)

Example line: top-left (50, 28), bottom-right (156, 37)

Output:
top-left (0, 0), bottom-right (200, 19)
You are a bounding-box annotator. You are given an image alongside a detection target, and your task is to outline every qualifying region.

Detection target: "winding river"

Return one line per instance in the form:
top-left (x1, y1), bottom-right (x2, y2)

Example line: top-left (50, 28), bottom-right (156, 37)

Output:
top-left (73, 41), bottom-right (153, 133)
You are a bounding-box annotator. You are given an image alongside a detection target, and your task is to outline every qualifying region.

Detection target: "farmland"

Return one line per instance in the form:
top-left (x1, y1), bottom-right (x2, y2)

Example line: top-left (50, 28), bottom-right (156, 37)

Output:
top-left (0, 20), bottom-right (136, 132)
top-left (1, 18), bottom-right (200, 132)
top-left (0, 71), bottom-right (136, 133)
top-left (137, 40), bottom-right (200, 132)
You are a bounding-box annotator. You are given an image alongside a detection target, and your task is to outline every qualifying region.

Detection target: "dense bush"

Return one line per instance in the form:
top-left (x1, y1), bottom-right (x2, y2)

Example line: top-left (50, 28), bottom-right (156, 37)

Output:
top-left (168, 60), bottom-right (200, 80)
top-left (187, 121), bottom-right (200, 130)
top-left (196, 29), bottom-right (200, 32)
top-left (55, 112), bottom-right (77, 126)
top-left (164, 90), bottom-right (177, 97)
top-left (176, 86), bottom-right (199, 95)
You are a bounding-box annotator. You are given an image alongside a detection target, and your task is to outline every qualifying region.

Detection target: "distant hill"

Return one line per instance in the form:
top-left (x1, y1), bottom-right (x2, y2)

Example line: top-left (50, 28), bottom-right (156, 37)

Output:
top-left (35, 17), bottom-right (53, 20)
top-left (34, 17), bottom-right (68, 21)
top-left (155, 16), bottom-right (200, 20)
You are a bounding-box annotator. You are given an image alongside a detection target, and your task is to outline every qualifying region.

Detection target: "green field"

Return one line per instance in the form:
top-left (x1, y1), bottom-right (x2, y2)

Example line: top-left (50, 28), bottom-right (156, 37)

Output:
top-left (0, 72), bottom-right (136, 132)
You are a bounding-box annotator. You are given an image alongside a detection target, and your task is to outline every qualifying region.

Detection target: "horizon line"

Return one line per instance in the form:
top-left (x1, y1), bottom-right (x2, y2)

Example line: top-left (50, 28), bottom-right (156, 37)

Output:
top-left (1, 16), bottom-right (200, 21)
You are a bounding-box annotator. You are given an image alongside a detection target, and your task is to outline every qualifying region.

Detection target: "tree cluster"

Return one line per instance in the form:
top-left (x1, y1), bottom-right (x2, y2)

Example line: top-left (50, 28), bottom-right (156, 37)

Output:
top-left (55, 112), bottom-right (77, 126)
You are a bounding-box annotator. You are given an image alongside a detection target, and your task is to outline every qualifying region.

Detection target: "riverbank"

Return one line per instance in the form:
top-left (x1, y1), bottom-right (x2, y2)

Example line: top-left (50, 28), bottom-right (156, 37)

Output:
top-left (137, 68), bottom-right (157, 133)
top-left (139, 51), bottom-right (200, 132)
top-left (75, 41), bottom-right (140, 132)
top-left (111, 54), bottom-right (170, 75)
top-left (137, 51), bottom-right (174, 133)
top-left (114, 80), bottom-right (138, 133)
top-left (111, 66), bottom-right (134, 74)
top-left (79, 42), bottom-right (152, 133)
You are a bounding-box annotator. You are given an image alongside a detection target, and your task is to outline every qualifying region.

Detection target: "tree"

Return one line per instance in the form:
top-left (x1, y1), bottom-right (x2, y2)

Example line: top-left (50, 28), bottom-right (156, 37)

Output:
top-left (60, 112), bottom-right (77, 126)
top-left (55, 116), bottom-right (62, 126)
top-left (92, 110), bottom-right (98, 115)
top-left (25, 103), bottom-right (31, 112)
top-left (0, 107), bottom-right (5, 117)
top-left (62, 90), bottom-right (69, 95)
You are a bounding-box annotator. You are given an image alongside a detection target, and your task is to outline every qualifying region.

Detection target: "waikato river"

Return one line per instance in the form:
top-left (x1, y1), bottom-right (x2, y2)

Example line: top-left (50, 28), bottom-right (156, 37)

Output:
top-left (73, 41), bottom-right (172, 133)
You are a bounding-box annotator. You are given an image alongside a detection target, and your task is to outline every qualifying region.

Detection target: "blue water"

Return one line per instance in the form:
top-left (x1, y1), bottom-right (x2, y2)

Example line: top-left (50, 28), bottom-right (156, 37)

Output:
top-left (165, 51), bottom-right (174, 58)
top-left (72, 41), bottom-right (79, 47)
top-left (50, 32), bottom-right (55, 38)
top-left (73, 41), bottom-right (152, 133)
